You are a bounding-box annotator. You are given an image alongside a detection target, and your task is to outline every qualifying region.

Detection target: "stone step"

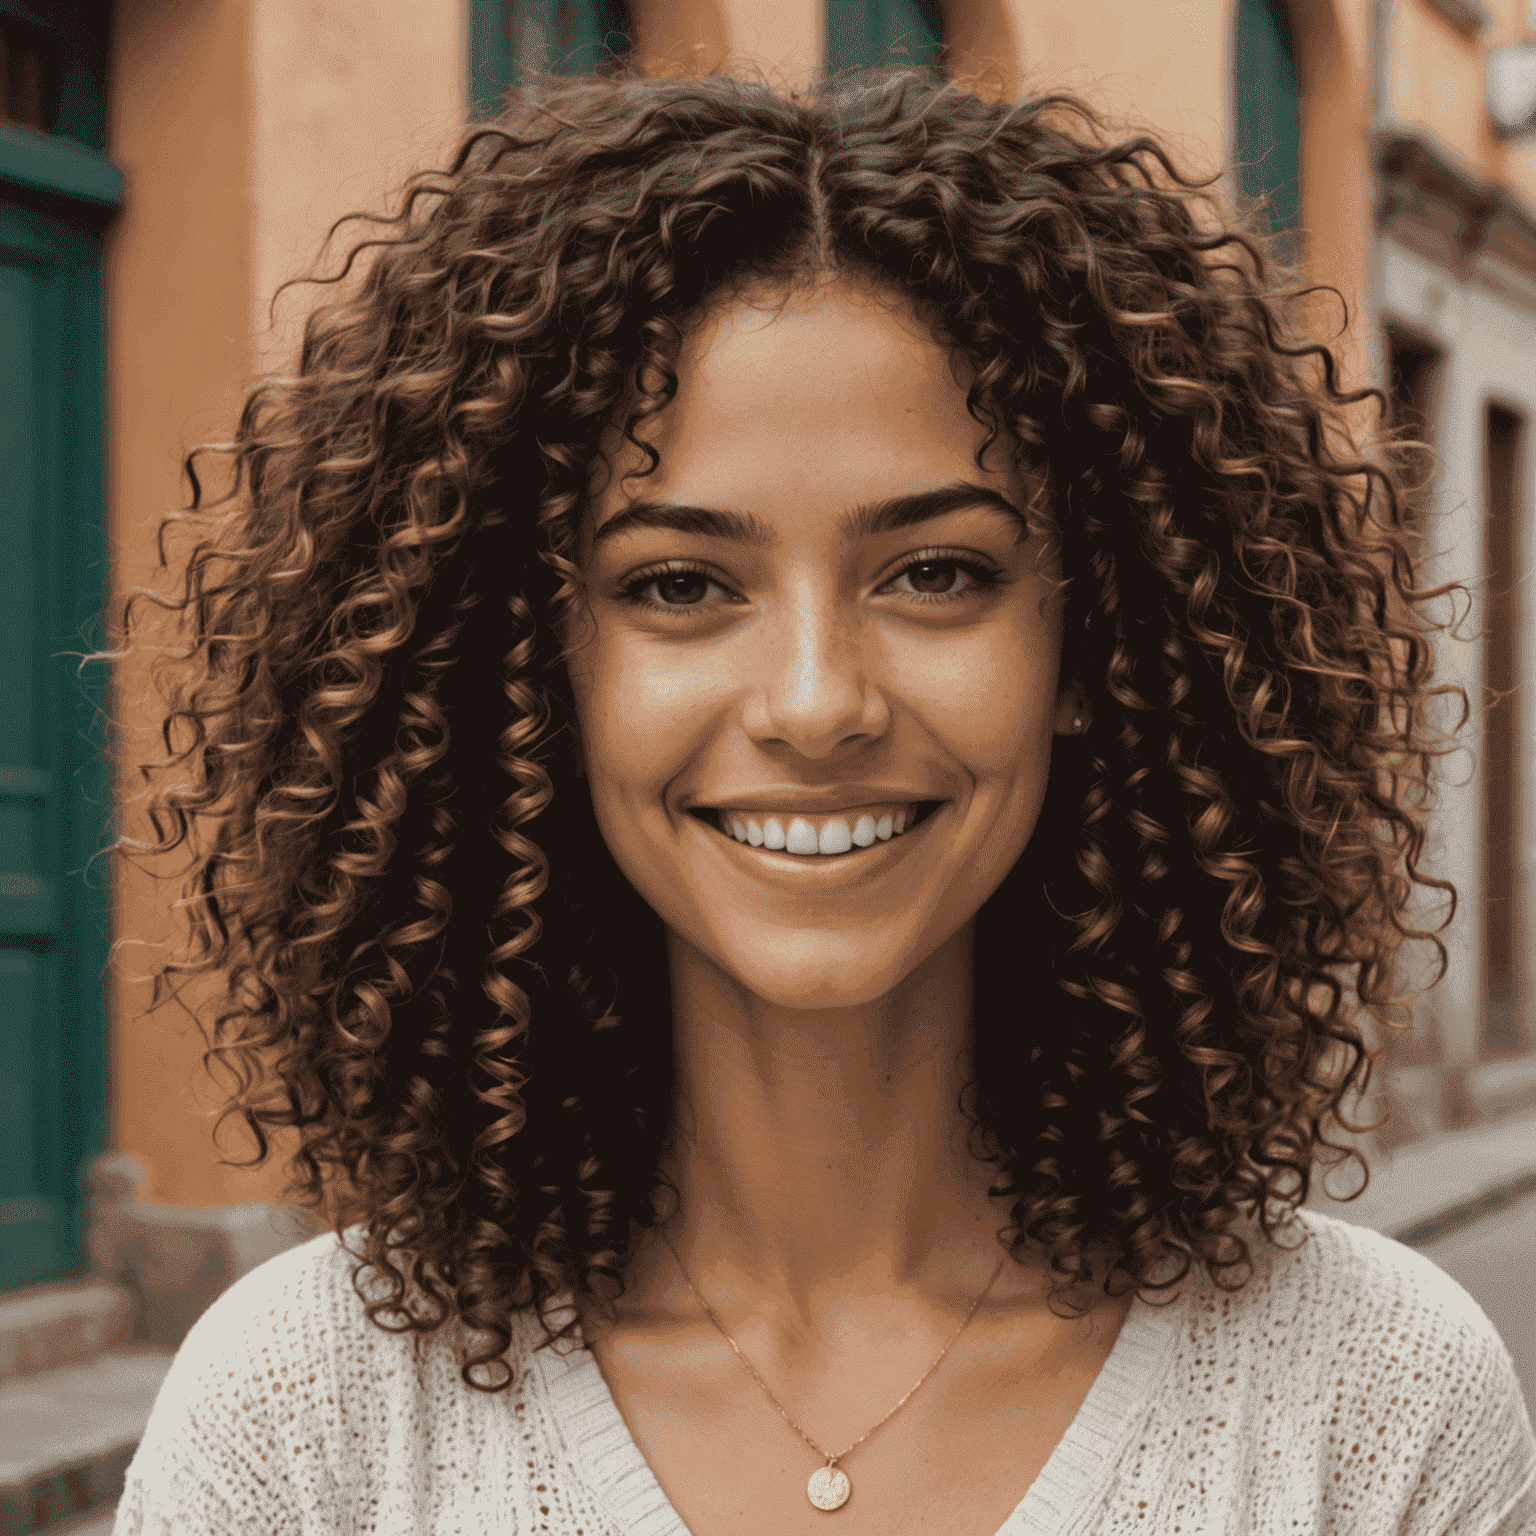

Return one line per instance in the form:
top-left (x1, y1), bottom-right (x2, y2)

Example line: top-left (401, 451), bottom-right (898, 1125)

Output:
top-left (37, 1514), bottom-right (117, 1536)
top-left (0, 1346), bottom-right (173, 1535)
top-left (0, 1281), bottom-right (135, 1385)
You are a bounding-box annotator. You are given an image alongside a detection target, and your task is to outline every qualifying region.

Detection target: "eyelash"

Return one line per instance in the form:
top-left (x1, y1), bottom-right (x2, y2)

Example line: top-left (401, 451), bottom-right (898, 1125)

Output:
top-left (615, 549), bottom-right (1005, 616)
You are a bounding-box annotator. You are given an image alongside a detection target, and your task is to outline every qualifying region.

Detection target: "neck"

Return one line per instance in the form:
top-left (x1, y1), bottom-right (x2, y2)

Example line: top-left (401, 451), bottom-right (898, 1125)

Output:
top-left (652, 920), bottom-right (1008, 1316)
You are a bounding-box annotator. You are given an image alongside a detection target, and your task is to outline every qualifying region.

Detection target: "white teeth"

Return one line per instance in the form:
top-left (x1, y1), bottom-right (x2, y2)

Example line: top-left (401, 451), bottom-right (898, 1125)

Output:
top-left (786, 817), bottom-right (819, 855)
top-left (818, 818), bottom-right (853, 855)
top-left (712, 804), bottom-right (926, 855)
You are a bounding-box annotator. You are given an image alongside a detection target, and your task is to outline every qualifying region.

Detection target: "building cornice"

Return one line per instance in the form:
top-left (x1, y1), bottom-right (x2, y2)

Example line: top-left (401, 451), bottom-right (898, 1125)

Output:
top-left (1419, 0), bottom-right (1494, 41)
top-left (1375, 125), bottom-right (1536, 303)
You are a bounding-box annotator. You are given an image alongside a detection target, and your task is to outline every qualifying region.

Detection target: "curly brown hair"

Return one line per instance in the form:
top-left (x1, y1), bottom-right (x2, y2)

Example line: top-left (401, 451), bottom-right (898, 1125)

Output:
top-left (100, 65), bottom-right (1460, 1392)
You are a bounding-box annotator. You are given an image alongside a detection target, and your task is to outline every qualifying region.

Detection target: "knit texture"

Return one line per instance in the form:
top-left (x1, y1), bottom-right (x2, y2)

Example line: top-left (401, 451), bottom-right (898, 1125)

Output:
top-left (113, 1205), bottom-right (1536, 1534)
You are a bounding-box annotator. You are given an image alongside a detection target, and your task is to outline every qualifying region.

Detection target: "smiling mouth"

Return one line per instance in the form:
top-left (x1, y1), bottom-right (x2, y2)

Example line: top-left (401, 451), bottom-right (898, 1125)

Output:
top-left (689, 801), bottom-right (945, 858)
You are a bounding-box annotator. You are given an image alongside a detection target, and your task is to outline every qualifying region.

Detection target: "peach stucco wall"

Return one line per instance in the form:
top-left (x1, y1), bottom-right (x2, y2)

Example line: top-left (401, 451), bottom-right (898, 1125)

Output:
top-left (248, 1), bottom-right (467, 372)
top-left (107, 0), bottom-right (263, 1209)
top-left (1001, 0), bottom-right (1230, 178)
top-left (1390, 0), bottom-right (1536, 209)
top-left (1391, 0), bottom-right (1491, 165)
top-left (107, 0), bottom-right (463, 1207)
top-left (112, 0), bottom-right (1505, 1212)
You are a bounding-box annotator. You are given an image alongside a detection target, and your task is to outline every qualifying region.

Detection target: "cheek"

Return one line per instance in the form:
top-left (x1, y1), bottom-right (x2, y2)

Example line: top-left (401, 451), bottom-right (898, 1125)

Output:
top-left (574, 630), bottom-right (727, 804)
top-left (890, 617), bottom-right (1059, 775)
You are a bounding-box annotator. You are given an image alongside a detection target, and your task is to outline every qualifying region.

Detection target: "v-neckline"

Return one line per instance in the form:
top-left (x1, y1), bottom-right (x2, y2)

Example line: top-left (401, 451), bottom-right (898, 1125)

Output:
top-left (527, 1271), bottom-right (1190, 1536)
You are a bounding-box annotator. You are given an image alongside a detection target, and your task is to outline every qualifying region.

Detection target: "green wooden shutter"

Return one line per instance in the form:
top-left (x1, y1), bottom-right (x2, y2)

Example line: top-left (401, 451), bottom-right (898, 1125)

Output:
top-left (0, 1), bottom-right (117, 1291)
top-left (470, 0), bottom-right (631, 119)
top-left (1233, 0), bottom-right (1301, 242)
top-left (826, 0), bottom-right (944, 74)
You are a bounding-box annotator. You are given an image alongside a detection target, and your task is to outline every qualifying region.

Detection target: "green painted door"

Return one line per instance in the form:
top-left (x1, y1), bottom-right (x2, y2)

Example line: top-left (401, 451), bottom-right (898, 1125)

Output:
top-left (470, 0), bottom-right (631, 118)
top-left (1233, 0), bottom-right (1301, 248)
top-left (0, 0), bottom-right (117, 1291)
top-left (826, 0), bottom-right (943, 74)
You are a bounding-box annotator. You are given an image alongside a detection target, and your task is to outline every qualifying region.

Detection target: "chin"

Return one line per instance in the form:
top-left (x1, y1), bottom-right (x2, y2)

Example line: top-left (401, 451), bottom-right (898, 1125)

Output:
top-left (704, 927), bottom-right (931, 1011)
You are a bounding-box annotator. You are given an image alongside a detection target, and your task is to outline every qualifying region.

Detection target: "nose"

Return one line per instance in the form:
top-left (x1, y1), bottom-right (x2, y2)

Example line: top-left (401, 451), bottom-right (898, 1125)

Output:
top-left (739, 584), bottom-right (890, 758)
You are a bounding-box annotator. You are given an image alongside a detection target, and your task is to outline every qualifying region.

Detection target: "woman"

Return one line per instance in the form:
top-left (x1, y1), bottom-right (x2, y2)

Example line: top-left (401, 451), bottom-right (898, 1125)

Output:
top-left (112, 67), bottom-right (1534, 1534)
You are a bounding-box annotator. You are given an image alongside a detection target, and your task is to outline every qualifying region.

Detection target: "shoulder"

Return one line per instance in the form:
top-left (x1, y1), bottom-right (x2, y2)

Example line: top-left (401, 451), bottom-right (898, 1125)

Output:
top-left (153, 1223), bottom-right (388, 1412)
top-left (1161, 1206), bottom-right (1536, 1532)
top-left (1263, 1203), bottom-right (1500, 1319)
top-left (1178, 1204), bottom-right (1514, 1352)
top-left (1260, 1206), bottom-right (1521, 1386)
top-left (1219, 1205), bottom-right (1526, 1416)
top-left (115, 1226), bottom-right (534, 1532)
top-left (114, 1228), bottom-right (378, 1530)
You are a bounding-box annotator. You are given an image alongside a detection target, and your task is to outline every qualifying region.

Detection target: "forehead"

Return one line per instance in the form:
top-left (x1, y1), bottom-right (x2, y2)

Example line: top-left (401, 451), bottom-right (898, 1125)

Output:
top-left (590, 280), bottom-right (1011, 519)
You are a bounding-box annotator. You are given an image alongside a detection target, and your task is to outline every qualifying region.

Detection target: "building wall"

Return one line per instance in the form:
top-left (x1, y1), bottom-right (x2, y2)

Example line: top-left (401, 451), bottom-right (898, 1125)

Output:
top-left (1388, 0), bottom-right (1536, 204)
top-left (1375, 233), bottom-right (1536, 1121)
top-left (1391, 0), bottom-right (1493, 161)
top-left (1367, 0), bottom-right (1536, 1145)
top-left (104, 0), bottom-right (1535, 1228)
top-left (107, 0), bottom-right (463, 1210)
top-left (108, 0), bottom-right (262, 1211)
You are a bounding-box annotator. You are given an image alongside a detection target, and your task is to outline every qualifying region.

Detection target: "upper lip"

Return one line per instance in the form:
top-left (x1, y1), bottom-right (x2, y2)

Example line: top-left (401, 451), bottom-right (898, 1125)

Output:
top-left (687, 787), bottom-right (943, 815)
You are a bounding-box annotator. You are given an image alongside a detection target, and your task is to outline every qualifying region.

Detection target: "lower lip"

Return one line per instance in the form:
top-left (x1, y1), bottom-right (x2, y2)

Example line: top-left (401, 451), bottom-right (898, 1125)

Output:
top-left (692, 805), bottom-right (943, 879)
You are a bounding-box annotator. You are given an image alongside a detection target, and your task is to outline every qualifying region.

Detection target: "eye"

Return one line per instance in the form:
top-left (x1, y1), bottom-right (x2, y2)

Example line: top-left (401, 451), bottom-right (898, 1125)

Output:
top-left (882, 553), bottom-right (1002, 604)
top-left (901, 559), bottom-right (967, 596)
top-left (649, 571), bottom-right (712, 607)
top-left (617, 562), bottom-right (736, 615)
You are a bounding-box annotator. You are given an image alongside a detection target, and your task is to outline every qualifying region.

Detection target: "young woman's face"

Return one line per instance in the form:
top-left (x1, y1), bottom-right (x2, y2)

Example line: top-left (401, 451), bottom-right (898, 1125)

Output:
top-left (568, 278), bottom-right (1073, 1010)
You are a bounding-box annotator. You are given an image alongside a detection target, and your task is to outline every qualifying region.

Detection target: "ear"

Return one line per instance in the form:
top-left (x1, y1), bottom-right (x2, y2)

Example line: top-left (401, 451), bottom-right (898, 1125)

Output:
top-left (1053, 679), bottom-right (1090, 737)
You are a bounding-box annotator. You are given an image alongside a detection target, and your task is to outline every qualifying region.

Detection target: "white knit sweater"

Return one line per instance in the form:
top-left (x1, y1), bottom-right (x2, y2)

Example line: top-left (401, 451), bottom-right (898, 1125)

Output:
top-left (113, 1205), bottom-right (1535, 1534)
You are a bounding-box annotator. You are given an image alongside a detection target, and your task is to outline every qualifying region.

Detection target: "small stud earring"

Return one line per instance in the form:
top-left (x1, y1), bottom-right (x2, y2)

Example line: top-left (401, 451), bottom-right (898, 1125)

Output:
top-left (1072, 716), bottom-right (1083, 731)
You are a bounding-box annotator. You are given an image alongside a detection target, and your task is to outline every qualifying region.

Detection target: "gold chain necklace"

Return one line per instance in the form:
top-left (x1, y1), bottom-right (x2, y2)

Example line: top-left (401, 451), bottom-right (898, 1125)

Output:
top-left (658, 1227), bottom-right (1007, 1512)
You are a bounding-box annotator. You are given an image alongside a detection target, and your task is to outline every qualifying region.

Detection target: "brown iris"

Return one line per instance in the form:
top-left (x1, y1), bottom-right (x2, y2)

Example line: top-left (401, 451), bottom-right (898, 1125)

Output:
top-left (659, 572), bottom-right (709, 605)
top-left (906, 560), bottom-right (960, 594)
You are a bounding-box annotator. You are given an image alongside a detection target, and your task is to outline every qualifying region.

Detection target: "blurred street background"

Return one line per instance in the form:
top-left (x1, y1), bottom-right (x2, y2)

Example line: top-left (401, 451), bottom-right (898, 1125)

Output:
top-left (2, 2), bottom-right (1535, 1532)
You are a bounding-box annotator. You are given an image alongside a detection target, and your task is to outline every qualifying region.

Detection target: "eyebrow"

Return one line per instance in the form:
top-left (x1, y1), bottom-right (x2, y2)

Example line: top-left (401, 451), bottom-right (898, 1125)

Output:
top-left (589, 480), bottom-right (1029, 550)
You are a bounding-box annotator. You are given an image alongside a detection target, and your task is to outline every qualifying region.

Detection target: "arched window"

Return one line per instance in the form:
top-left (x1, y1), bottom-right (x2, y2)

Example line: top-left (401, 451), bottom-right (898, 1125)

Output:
top-left (471, 0), bottom-right (631, 119)
top-left (825, 0), bottom-right (944, 75)
top-left (1232, 0), bottom-right (1301, 248)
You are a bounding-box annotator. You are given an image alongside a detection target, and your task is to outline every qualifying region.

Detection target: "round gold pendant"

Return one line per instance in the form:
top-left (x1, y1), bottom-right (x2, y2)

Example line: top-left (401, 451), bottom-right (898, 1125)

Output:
top-left (807, 1465), bottom-right (851, 1511)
